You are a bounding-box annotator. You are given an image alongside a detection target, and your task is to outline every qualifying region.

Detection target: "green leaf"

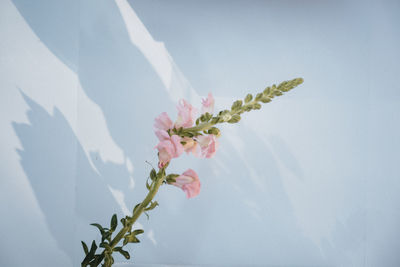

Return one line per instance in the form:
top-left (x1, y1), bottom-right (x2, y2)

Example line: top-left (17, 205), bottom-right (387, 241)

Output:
top-left (244, 94), bottom-right (253, 103)
top-left (81, 241), bottom-right (89, 255)
top-left (100, 242), bottom-right (111, 251)
top-left (90, 254), bottom-right (103, 266)
top-left (133, 229), bottom-right (144, 235)
top-left (90, 223), bottom-right (105, 235)
top-left (150, 169), bottom-right (157, 181)
top-left (82, 240), bottom-right (96, 267)
top-left (110, 214), bottom-right (117, 231)
top-left (114, 247), bottom-right (130, 259)
top-left (101, 231), bottom-right (112, 243)
top-left (145, 201), bottom-right (159, 211)
top-left (124, 232), bottom-right (141, 245)
top-left (119, 249), bottom-right (130, 260)
top-left (82, 240), bottom-right (97, 264)
top-left (146, 178), bottom-right (152, 191)
top-left (89, 240), bottom-right (97, 254)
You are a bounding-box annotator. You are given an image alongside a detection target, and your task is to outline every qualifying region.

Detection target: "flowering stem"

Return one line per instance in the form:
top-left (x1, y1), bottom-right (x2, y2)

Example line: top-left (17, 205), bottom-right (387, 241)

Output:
top-left (82, 77), bottom-right (304, 266)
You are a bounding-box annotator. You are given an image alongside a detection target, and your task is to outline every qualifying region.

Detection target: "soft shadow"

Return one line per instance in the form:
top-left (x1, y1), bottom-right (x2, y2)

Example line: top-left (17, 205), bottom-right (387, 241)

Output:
top-left (269, 134), bottom-right (305, 180)
top-left (13, 91), bottom-right (123, 265)
top-left (320, 209), bottom-right (366, 266)
top-left (12, 0), bottom-right (79, 71)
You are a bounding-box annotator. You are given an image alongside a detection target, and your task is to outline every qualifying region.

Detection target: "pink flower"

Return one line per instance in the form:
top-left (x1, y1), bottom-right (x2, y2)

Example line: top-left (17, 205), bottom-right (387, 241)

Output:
top-left (175, 99), bottom-right (196, 128)
top-left (172, 169), bottom-right (201, 198)
top-left (196, 134), bottom-right (218, 158)
top-left (155, 135), bottom-right (184, 167)
top-left (155, 129), bottom-right (170, 141)
top-left (154, 112), bottom-right (173, 131)
top-left (201, 93), bottom-right (214, 114)
top-left (181, 137), bottom-right (199, 156)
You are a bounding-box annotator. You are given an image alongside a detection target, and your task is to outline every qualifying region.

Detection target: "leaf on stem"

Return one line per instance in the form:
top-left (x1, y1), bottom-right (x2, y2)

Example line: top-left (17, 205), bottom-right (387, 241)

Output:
top-left (114, 247), bottom-right (131, 259)
top-left (81, 241), bottom-right (89, 255)
top-left (150, 169), bottom-right (157, 181)
top-left (123, 232), bottom-right (141, 246)
top-left (90, 223), bottom-right (105, 235)
top-left (110, 214), bottom-right (118, 231)
top-left (81, 240), bottom-right (97, 266)
top-left (132, 229), bottom-right (144, 235)
top-left (145, 201), bottom-right (159, 211)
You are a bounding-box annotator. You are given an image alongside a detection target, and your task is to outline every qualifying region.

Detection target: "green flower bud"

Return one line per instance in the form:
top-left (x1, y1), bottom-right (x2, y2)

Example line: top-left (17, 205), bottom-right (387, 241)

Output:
top-left (228, 114), bottom-right (241, 123)
top-left (253, 103), bottom-right (262, 110)
top-left (208, 127), bottom-right (221, 137)
top-left (263, 87), bottom-right (271, 95)
top-left (220, 113), bottom-right (232, 122)
top-left (231, 100), bottom-right (243, 111)
top-left (255, 93), bottom-right (263, 101)
top-left (244, 94), bottom-right (253, 103)
top-left (260, 96), bottom-right (271, 103)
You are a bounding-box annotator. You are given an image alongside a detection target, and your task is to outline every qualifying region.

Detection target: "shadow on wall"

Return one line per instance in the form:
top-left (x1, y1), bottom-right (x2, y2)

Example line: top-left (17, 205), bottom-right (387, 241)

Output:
top-left (321, 209), bottom-right (366, 266)
top-left (11, 0), bottom-right (79, 71)
top-left (12, 0), bottom-right (181, 198)
top-left (12, 91), bottom-right (125, 265)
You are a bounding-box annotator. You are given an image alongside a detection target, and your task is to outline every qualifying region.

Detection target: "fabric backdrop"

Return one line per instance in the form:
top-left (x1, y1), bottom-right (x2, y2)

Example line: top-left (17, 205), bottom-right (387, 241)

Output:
top-left (1, 0), bottom-right (399, 266)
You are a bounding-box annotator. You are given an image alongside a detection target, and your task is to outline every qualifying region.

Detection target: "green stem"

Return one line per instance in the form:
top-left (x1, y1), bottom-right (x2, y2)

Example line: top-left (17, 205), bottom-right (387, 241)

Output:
top-left (111, 174), bottom-right (164, 248)
top-left (95, 170), bottom-right (165, 266)
top-left (185, 121), bottom-right (213, 133)
top-left (184, 100), bottom-right (257, 134)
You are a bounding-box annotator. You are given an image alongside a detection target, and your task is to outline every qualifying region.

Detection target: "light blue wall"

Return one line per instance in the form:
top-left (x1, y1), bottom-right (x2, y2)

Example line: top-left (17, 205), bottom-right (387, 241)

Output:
top-left (1, 0), bottom-right (399, 266)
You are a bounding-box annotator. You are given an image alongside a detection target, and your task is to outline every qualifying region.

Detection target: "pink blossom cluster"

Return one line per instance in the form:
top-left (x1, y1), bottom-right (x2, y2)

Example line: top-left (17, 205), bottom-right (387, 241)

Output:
top-left (153, 93), bottom-right (217, 198)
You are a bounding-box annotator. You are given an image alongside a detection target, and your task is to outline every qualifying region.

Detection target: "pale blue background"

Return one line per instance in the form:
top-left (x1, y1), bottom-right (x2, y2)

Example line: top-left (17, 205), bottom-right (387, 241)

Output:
top-left (1, 0), bottom-right (399, 266)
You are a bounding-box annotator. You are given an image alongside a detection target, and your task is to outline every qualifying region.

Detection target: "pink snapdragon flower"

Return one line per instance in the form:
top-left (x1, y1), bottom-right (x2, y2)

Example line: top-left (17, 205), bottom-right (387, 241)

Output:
top-left (155, 134), bottom-right (184, 168)
top-left (196, 134), bottom-right (218, 158)
top-left (155, 129), bottom-right (170, 141)
top-left (154, 112), bottom-right (173, 131)
top-left (181, 137), bottom-right (199, 156)
top-left (172, 169), bottom-right (201, 198)
top-left (175, 99), bottom-right (196, 128)
top-left (201, 93), bottom-right (215, 114)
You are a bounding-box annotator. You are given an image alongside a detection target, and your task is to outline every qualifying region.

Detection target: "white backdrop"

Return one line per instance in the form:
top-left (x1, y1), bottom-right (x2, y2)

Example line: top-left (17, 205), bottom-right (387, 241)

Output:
top-left (1, 0), bottom-right (400, 266)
